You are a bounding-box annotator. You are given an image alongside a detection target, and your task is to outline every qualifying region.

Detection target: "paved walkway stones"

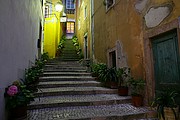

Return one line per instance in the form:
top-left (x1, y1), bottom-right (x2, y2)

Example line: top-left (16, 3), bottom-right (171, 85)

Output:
top-left (27, 39), bottom-right (156, 119)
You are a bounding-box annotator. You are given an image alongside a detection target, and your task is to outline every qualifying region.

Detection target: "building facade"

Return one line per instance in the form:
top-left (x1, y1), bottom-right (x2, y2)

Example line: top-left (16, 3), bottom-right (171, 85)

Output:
top-left (43, 0), bottom-right (64, 58)
top-left (63, 0), bottom-right (76, 39)
top-left (75, 0), bottom-right (93, 59)
top-left (76, 0), bottom-right (180, 104)
top-left (0, 0), bottom-right (44, 119)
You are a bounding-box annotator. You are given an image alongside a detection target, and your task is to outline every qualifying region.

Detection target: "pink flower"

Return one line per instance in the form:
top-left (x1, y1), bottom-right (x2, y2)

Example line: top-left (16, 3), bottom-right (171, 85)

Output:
top-left (7, 85), bottom-right (18, 96)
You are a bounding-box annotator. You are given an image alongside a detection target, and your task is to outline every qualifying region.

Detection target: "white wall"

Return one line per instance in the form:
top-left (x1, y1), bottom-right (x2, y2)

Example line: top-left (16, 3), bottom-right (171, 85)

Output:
top-left (0, 0), bottom-right (43, 119)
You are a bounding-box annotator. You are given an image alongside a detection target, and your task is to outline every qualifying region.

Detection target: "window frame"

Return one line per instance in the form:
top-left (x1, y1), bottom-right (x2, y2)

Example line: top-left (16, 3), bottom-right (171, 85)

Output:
top-left (45, 5), bottom-right (49, 18)
top-left (84, 6), bottom-right (87, 19)
top-left (66, 0), bottom-right (75, 9)
top-left (66, 22), bottom-right (75, 33)
top-left (105, 0), bottom-right (115, 11)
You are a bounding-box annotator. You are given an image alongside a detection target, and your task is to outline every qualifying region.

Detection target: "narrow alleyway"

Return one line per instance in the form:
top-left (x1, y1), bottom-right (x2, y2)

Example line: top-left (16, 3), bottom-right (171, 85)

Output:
top-left (27, 39), bottom-right (155, 120)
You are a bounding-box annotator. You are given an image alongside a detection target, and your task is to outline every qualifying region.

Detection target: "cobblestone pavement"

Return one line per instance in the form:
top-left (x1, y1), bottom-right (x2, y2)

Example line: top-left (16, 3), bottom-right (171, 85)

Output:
top-left (37, 87), bottom-right (117, 93)
top-left (27, 104), bottom-right (149, 120)
top-left (38, 81), bottom-right (100, 85)
top-left (27, 57), bottom-right (157, 120)
top-left (30, 94), bottom-right (131, 105)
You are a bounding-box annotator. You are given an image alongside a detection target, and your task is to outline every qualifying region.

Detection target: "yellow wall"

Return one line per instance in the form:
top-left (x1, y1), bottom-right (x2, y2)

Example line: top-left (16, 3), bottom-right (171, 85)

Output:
top-left (93, 0), bottom-right (180, 77)
top-left (44, 12), bottom-right (62, 58)
top-left (92, 0), bottom-right (180, 104)
top-left (75, 0), bottom-right (91, 59)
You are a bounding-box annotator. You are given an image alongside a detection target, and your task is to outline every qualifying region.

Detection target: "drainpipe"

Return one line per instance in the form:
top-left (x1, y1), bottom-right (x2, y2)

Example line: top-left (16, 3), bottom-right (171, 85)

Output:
top-left (90, 0), bottom-right (95, 62)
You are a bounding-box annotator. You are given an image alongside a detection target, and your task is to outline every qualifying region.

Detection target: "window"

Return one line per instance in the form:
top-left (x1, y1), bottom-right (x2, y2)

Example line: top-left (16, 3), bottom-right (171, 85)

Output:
top-left (106, 0), bottom-right (115, 10)
top-left (84, 6), bottom-right (87, 18)
top-left (45, 5), bottom-right (49, 18)
top-left (66, 22), bottom-right (75, 33)
top-left (66, 0), bottom-right (75, 9)
top-left (45, 4), bottom-right (52, 18)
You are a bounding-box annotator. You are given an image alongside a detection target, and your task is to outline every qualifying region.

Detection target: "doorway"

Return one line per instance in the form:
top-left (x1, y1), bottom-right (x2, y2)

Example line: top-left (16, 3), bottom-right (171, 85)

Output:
top-left (152, 29), bottom-right (180, 91)
top-left (84, 35), bottom-right (88, 59)
top-left (109, 51), bottom-right (116, 68)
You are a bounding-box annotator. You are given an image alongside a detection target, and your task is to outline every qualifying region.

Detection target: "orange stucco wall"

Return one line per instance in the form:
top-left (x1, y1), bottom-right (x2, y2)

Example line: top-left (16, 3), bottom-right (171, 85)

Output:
top-left (94, 0), bottom-right (143, 78)
top-left (93, 0), bottom-right (180, 104)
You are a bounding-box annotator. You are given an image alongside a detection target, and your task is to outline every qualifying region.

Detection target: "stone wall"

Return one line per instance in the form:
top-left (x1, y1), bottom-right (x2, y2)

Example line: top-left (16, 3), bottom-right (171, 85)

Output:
top-left (0, 0), bottom-right (43, 119)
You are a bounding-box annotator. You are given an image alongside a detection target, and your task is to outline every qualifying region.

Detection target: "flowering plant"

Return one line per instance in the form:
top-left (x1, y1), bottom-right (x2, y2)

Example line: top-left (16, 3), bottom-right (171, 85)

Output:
top-left (4, 81), bottom-right (34, 109)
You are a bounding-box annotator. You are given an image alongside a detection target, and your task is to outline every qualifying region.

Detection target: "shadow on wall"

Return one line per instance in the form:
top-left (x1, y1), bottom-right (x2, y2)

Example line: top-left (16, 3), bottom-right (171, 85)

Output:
top-left (0, 88), bottom-right (5, 120)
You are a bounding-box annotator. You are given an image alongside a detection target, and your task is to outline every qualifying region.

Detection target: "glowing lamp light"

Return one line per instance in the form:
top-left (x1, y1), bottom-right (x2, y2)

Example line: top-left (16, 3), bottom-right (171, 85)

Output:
top-left (55, 3), bottom-right (63, 12)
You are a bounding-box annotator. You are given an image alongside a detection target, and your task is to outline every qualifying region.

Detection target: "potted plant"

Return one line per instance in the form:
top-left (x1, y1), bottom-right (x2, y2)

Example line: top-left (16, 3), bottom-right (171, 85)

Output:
top-left (151, 89), bottom-right (179, 120)
top-left (128, 78), bottom-right (145, 107)
top-left (24, 66), bottom-right (41, 92)
top-left (91, 63), bottom-right (107, 79)
top-left (99, 67), bottom-right (118, 89)
top-left (4, 81), bottom-right (34, 119)
top-left (116, 67), bottom-right (130, 96)
top-left (41, 52), bottom-right (49, 63)
top-left (56, 35), bottom-right (66, 56)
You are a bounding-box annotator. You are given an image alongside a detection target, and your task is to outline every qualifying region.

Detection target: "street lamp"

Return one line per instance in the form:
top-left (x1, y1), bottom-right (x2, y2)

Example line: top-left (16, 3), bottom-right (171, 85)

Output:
top-left (55, 2), bottom-right (63, 12)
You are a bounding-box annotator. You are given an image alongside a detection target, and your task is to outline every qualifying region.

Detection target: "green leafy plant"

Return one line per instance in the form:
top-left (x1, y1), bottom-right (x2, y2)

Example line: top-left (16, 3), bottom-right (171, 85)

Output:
top-left (25, 67), bottom-right (40, 85)
top-left (116, 67), bottom-right (130, 86)
top-left (4, 81), bottom-right (34, 110)
top-left (99, 67), bottom-right (118, 82)
top-left (151, 89), bottom-right (178, 120)
top-left (128, 78), bottom-right (145, 96)
top-left (72, 35), bottom-right (83, 58)
top-left (41, 52), bottom-right (49, 62)
top-left (57, 35), bottom-right (66, 56)
top-left (91, 63), bottom-right (107, 78)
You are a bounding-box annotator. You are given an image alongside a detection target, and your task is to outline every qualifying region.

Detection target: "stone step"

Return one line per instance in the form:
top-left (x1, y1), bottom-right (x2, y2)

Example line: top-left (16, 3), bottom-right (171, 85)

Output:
top-left (60, 57), bottom-right (80, 59)
top-left (60, 55), bottom-right (79, 57)
top-left (43, 66), bottom-right (86, 71)
top-left (44, 66), bottom-right (85, 69)
top-left (58, 59), bottom-right (80, 61)
top-left (61, 53), bottom-right (78, 55)
top-left (43, 69), bottom-right (87, 72)
top-left (43, 72), bottom-right (92, 76)
top-left (27, 104), bottom-right (149, 120)
top-left (28, 94), bottom-right (131, 109)
top-left (35, 87), bottom-right (118, 97)
top-left (61, 50), bottom-right (77, 52)
top-left (39, 76), bottom-right (95, 82)
top-left (45, 61), bottom-right (82, 65)
top-left (45, 64), bottom-right (82, 67)
top-left (38, 81), bottom-right (101, 88)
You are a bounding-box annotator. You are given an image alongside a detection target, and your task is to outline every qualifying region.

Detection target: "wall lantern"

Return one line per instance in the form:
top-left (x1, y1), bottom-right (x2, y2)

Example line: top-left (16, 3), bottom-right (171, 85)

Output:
top-left (55, 2), bottom-right (63, 12)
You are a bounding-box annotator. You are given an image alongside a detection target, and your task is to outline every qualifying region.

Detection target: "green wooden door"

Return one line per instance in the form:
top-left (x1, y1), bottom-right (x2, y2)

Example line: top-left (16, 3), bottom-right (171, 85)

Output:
top-left (152, 30), bottom-right (180, 91)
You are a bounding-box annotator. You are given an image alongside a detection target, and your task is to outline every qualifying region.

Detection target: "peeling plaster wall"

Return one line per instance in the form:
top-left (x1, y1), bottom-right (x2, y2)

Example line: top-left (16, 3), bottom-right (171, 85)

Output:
top-left (135, 0), bottom-right (149, 13)
top-left (144, 4), bottom-right (173, 28)
top-left (0, 0), bottom-right (42, 119)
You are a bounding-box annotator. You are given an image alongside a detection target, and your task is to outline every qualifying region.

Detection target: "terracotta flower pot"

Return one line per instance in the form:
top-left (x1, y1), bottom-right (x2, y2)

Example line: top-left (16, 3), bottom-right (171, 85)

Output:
top-left (118, 86), bottom-right (128, 96)
top-left (132, 95), bottom-right (143, 107)
top-left (161, 107), bottom-right (179, 120)
top-left (10, 105), bottom-right (27, 119)
top-left (110, 81), bottom-right (118, 89)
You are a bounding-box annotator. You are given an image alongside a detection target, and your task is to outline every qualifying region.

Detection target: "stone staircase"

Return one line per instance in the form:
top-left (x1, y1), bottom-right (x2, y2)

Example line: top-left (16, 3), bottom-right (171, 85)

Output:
top-left (58, 39), bottom-right (80, 61)
top-left (27, 39), bottom-right (156, 120)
